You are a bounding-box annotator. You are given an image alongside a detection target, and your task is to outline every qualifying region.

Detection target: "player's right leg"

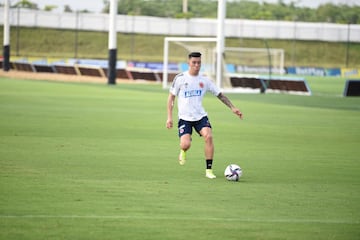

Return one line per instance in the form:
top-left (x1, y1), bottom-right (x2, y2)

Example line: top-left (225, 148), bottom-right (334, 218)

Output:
top-left (178, 134), bottom-right (191, 165)
top-left (178, 119), bottom-right (192, 165)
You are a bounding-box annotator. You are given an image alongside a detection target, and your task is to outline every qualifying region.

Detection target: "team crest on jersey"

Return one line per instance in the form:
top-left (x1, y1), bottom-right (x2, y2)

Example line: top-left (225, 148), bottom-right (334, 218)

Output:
top-left (199, 82), bottom-right (204, 88)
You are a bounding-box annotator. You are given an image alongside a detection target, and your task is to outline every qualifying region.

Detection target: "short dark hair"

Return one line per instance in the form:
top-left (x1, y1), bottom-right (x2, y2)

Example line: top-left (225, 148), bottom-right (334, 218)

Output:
top-left (188, 52), bottom-right (202, 58)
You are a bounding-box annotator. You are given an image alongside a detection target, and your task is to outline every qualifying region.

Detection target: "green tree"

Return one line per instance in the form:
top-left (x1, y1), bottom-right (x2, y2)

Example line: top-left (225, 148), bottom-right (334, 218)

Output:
top-left (339, 5), bottom-right (360, 24)
top-left (64, 5), bottom-right (73, 13)
top-left (316, 3), bottom-right (340, 22)
top-left (117, 0), bottom-right (142, 15)
top-left (12, 0), bottom-right (38, 9)
top-left (44, 5), bottom-right (57, 12)
top-left (227, 1), bottom-right (261, 19)
top-left (102, 0), bottom-right (359, 23)
top-left (102, 0), bottom-right (110, 13)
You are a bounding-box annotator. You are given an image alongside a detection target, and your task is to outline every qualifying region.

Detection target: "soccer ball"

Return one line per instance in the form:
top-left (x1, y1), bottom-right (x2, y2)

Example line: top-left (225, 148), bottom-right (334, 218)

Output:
top-left (224, 164), bottom-right (242, 181)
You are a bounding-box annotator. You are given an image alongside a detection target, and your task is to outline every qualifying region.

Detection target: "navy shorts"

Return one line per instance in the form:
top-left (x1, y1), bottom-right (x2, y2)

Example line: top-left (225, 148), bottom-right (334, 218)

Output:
top-left (178, 116), bottom-right (212, 137)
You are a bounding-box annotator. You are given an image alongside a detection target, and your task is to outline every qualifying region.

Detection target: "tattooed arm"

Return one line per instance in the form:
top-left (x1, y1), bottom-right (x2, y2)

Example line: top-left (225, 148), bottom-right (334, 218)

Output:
top-left (217, 93), bottom-right (243, 119)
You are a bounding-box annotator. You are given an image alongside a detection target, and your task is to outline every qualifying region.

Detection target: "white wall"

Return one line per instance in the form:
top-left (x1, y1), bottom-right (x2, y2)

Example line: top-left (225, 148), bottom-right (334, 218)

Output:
top-left (1, 8), bottom-right (359, 42)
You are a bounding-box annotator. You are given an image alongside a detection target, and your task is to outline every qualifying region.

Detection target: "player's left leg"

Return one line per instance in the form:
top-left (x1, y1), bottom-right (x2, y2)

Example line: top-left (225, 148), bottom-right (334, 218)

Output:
top-left (199, 127), bottom-right (214, 161)
top-left (198, 121), bottom-right (216, 179)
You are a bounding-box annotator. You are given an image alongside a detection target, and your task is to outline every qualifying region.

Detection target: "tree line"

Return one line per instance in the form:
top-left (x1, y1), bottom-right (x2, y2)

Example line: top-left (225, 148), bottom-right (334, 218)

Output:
top-left (110, 0), bottom-right (360, 24)
top-left (5, 0), bottom-right (360, 24)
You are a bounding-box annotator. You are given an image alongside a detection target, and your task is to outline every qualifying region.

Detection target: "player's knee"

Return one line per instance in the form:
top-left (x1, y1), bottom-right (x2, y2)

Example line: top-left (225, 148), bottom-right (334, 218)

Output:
top-left (203, 132), bottom-right (213, 144)
top-left (180, 141), bottom-right (191, 150)
top-left (180, 134), bottom-right (191, 150)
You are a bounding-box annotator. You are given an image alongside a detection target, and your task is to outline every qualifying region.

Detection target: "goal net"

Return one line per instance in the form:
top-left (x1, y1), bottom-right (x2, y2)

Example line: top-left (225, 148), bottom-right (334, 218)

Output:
top-left (223, 47), bottom-right (285, 76)
top-left (163, 37), bottom-right (288, 93)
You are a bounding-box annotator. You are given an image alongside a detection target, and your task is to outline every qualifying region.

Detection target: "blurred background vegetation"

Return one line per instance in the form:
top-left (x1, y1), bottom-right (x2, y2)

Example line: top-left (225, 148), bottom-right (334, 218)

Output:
top-left (6, 0), bottom-right (360, 24)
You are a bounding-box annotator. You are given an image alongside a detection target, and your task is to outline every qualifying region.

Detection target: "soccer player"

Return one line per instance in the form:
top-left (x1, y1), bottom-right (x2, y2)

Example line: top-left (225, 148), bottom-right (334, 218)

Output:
top-left (166, 52), bottom-right (243, 179)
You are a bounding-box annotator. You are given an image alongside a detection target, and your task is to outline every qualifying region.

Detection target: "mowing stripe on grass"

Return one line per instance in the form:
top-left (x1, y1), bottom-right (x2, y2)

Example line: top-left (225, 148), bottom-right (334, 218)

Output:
top-left (1, 215), bottom-right (358, 224)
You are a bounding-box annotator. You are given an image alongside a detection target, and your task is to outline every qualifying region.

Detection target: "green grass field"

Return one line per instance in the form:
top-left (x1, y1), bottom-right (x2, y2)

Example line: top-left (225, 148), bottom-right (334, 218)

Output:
top-left (0, 77), bottom-right (359, 239)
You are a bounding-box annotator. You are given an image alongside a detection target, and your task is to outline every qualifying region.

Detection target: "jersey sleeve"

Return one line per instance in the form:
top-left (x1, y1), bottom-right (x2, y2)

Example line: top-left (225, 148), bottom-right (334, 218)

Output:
top-left (169, 73), bottom-right (182, 96)
top-left (206, 77), bottom-right (221, 96)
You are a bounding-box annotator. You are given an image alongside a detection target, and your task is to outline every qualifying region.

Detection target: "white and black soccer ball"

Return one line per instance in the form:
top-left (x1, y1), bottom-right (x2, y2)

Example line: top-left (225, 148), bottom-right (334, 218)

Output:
top-left (224, 164), bottom-right (242, 181)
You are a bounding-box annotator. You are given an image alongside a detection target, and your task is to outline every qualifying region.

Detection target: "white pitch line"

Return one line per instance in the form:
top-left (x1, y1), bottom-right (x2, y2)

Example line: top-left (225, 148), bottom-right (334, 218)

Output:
top-left (0, 215), bottom-right (359, 224)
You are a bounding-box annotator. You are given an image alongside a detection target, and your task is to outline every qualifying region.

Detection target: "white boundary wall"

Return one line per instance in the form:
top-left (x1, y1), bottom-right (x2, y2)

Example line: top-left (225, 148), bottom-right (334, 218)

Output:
top-left (0, 8), bottom-right (359, 42)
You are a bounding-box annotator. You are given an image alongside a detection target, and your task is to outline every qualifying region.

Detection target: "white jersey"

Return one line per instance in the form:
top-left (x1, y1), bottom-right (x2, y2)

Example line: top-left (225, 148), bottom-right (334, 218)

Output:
top-left (170, 71), bottom-right (221, 121)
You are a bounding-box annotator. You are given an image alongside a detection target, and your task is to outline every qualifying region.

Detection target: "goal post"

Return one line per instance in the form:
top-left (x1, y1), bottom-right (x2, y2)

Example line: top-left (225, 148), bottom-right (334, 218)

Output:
top-left (162, 37), bottom-right (217, 89)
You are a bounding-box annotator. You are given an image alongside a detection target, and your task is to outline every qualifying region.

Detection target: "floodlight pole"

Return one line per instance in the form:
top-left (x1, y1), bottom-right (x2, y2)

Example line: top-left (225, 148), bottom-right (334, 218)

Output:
top-left (108, 0), bottom-right (118, 85)
top-left (3, 0), bottom-right (10, 71)
top-left (216, 0), bottom-right (226, 89)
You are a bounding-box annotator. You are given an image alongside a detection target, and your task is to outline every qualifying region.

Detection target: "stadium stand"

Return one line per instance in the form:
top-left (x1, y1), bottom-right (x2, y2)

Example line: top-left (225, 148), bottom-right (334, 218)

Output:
top-left (12, 62), bottom-right (34, 72)
top-left (54, 65), bottom-right (78, 75)
top-left (77, 66), bottom-right (106, 78)
top-left (343, 80), bottom-right (360, 96)
top-left (0, 58), bottom-right (318, 96)
top-left (1, 59), bottom-right (153, 81)
top-left (230, 75), bottom-right (311, 95)
top-left (230, 76), bottom-right (263, 89)
top-left (33, 64), bottom-right (55, 73)
top-left (158, 71), bottom-right (179, 83)
top-left (102, 68), bottom-right (131, 80)
top-left (128, 69), bottom-right (161, 82)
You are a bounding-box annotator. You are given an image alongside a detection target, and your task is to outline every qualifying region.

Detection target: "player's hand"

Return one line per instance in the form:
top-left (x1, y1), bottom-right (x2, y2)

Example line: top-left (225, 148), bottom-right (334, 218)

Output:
top-left (232, 108), bottom-right (243, 120)
top-left (166, 119), bottom-right (173, 129)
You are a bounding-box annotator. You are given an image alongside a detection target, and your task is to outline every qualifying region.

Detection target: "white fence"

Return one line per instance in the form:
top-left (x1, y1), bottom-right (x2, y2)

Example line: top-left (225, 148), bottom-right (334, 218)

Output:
top-left (1, 8), bottom-right (359, 43)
